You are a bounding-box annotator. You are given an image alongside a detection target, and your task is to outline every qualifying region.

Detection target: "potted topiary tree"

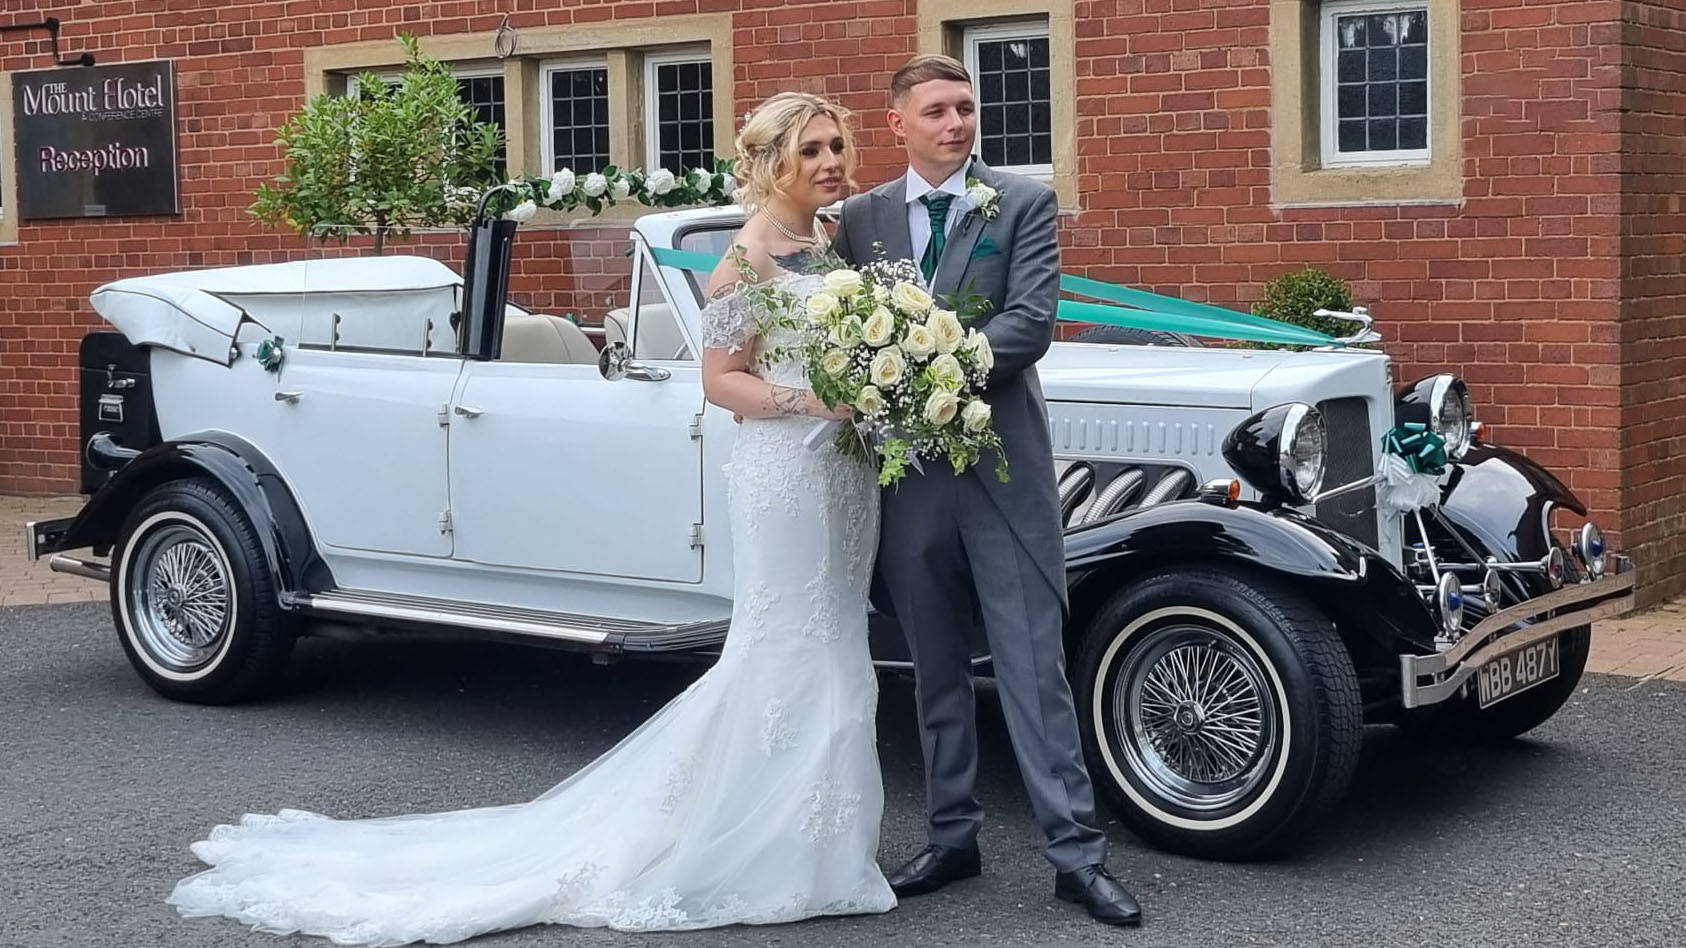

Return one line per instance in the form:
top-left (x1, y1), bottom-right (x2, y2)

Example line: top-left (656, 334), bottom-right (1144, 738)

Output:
top-left (250, 34), bottom-right (502, 255)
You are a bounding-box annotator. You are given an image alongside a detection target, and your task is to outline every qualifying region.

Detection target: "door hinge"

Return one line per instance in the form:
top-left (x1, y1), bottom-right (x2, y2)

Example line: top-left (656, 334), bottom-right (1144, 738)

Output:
top-left (688, 411), bottom-right (704, 440)
top-left (438, 509), bottom-right (453, 534)
top-left (688, 521), bottom-right (703, 549)
top-left (437, 403), bottom-right (450, 427)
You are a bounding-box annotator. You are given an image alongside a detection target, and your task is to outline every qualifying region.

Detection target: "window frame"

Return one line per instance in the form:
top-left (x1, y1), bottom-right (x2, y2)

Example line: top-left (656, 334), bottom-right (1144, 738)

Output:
top-left (1318, 0), bottom-right (1432, 169)
top-left (962, 20), bottom-right (1055, 179)
top-left (538, 56), bottom-right (613, 175)
top-left (642, 47), bottom-right (716, 175)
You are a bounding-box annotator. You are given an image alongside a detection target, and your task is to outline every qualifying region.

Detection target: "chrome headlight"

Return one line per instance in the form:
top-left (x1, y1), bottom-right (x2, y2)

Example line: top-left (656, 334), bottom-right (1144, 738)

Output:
top-left (1436, 571), bottom-right (1465, 633)
top-left (1575, 522), bottom-right (1606, 579)
top-left (1221, 402), bottom-right (1327, 506)
top-left (1398, 374), bottom-right (1476, 460)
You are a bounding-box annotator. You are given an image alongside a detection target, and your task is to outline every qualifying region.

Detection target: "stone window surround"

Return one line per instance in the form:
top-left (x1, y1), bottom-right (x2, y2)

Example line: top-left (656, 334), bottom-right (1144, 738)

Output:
top-left (1271, 0), bottom-right (1462, 207)
top-left (918, 0), bottom-right (1078, 208)
top-left (303, 13), bottom-right (734, 226)
top-left (1, 73), bottom-right (15, 244)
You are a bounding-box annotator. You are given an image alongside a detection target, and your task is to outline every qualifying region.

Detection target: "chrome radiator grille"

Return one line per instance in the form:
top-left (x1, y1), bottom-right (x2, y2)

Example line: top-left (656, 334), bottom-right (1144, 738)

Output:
top-left (1310, 396), bottom-right (1380, 550)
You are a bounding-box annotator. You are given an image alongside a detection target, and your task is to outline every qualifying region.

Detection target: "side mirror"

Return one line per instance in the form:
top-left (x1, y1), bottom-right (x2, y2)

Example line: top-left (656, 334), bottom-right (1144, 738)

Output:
top-left (597, 340), bottom-right (671, 382)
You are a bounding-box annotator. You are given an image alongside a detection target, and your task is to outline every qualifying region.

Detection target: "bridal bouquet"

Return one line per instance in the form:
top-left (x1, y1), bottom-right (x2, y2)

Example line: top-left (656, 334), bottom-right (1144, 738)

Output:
top-left (752, 258), bottom-right (1008, 487)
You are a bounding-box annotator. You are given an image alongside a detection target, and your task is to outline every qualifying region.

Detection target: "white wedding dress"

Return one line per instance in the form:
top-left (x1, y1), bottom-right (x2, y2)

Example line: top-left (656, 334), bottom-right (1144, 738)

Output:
top-left (168, 270), bottom-right (896, 944)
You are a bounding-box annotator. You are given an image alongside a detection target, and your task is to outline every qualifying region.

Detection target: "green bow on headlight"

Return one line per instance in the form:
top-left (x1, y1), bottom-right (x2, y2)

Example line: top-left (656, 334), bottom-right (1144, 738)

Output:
top-left (1382, 422), bottom-right (1448, 476)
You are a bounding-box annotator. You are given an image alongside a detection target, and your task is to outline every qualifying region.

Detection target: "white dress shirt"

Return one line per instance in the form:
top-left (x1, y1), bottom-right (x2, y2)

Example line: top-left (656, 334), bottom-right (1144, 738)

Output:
top-left (904, 165), bottom-right (971, 268)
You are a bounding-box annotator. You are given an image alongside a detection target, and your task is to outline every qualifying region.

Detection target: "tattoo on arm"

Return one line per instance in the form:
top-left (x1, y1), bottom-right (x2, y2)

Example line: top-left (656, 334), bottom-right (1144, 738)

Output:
top-left (764, 385), bottom-right (809, 416)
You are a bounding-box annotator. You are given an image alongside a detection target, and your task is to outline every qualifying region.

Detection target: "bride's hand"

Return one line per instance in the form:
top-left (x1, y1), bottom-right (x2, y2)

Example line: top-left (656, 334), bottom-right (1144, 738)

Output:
top-left (813, 400), bottom-right (855, 422)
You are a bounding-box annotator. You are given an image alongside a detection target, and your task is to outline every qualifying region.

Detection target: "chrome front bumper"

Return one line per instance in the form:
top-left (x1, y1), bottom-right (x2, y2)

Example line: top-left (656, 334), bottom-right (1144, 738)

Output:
top-left (1401, 555), bottom-right (1636, 708)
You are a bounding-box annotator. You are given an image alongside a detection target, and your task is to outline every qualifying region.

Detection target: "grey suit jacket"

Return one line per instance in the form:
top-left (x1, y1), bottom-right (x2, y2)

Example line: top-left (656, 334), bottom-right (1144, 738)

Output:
top-left (833, 163), bottom-right (1067, 605)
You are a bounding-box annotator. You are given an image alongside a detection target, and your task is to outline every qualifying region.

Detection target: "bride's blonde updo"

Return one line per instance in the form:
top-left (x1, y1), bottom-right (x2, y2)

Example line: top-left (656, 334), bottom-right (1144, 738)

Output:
top-left (732, 92), bottom-right (859, 213)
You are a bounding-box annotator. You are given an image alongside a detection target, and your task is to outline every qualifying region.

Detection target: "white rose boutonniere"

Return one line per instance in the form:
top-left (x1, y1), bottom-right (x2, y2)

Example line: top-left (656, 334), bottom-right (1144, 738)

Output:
top-left (966, 177), bottom-right (1001, 221)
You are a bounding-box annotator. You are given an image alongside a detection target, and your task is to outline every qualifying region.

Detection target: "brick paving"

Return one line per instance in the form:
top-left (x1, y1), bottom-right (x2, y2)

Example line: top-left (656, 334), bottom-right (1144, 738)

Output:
top-left (2, 493), bottom-right (1683, 680)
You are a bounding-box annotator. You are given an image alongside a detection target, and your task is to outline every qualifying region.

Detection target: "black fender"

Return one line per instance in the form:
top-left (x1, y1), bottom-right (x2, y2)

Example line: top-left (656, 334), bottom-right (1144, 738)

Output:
top-left (1438, 442), bottom-right (1583, 566)
top-left (1063, 501), bottom-right (1440, 675)
top-left (47, 433), bottom-right (332, 604)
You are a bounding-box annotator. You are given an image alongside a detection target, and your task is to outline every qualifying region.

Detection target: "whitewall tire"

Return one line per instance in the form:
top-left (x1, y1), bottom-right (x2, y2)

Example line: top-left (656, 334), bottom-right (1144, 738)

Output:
top-left (112, 479), bottom-right (295, 704)
top-left (1074, 567), bottom-right (1361, 860)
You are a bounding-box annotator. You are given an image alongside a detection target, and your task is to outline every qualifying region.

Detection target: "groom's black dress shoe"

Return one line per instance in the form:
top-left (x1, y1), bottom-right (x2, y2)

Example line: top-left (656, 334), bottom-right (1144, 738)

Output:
top-left (887, 844), bottom-right (982, 897)
top-left (1054, 864), bottom-right (1142, 926)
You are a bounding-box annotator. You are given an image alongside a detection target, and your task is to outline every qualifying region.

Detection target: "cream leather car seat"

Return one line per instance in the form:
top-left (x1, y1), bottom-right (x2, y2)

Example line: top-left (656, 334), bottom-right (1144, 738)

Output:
top-left (603, 309), bottom-right (629, 347)
top-left (630, 303), bottom-right (692, 360)
top-left (500, 312), bottom-right (599, 364)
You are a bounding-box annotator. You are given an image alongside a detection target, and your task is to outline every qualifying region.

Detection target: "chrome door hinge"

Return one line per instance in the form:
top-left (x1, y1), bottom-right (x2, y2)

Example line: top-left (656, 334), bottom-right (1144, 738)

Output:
top-left (437, 403), bottom-right (450, 427)
top-left (688, 412), bottom-right (704, 440)
top-left (688, 522), bottom-right (703, 549)
top-left (438, 509), bottom-right (453, 534)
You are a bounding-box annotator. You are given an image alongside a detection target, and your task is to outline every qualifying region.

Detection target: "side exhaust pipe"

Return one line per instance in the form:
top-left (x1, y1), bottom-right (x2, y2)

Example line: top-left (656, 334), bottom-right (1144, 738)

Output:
top-left (47, 554), bottom-right (110, 582)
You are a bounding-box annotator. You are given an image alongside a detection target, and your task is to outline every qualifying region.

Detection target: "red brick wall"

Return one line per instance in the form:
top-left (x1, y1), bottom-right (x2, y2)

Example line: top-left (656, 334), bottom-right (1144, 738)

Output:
top-left (0, 0), bottom-right (1675, 598)
top-left (1618, 0), bottom-right (1686, 603)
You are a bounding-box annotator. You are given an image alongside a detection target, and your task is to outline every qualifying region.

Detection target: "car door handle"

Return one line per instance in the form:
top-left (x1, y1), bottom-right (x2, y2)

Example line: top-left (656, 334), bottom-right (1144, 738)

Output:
top-left (274, 391), bottom-right (302, 403)
top-left (453, 404), bottom-right (484, 418)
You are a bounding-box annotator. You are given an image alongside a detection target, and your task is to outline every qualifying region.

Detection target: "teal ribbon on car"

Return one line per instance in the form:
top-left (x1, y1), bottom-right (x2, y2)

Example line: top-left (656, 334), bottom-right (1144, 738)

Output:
top-left (648, 247), bottom-right (1343, 348)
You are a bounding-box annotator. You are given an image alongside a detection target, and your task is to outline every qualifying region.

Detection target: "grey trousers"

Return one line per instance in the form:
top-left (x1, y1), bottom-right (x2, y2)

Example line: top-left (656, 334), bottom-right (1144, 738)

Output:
top-left (878, 466), bottom-right (1108, 872)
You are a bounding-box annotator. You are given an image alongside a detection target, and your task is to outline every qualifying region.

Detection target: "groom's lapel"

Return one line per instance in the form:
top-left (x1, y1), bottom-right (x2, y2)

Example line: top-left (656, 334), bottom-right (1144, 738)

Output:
top-left (931, 161), bottom-right (995, 299)
top-left (870, 183), bottom-right (915, 265)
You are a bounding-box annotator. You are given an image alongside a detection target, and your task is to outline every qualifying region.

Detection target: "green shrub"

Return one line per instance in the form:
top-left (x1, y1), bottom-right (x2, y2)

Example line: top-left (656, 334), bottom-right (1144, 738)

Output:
top-left (1251, 268), bottom-right (1362, 348)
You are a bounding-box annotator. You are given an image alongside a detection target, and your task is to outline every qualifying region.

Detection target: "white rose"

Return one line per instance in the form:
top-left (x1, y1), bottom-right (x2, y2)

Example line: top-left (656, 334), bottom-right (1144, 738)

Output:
top-left (960, 399), bottom-right (993, 433)
top-left (967, 182), bottom-right (998, 207)
top-left (929, 353), bottom-right (965, 390)
top-left (582, 173), bottom-right (608, 197)
top-left (928, 308), bottom-right (965, 354)
top-left (609, 177), bottom-right (632, 200)
top-left (962, 329), bottom-right (995, 373)
top-left (820, 348), bottom-right (851, 377)
top-left (869, 346), bottom-right (906, 388)
top-left (647, 168), bottom-right (678, 196)
top-left (924, 390), bottom-right (960, 427)
top-left (806, 292), bottom-right (840, 322)
top-left (823, 269), bottom-right (864, 297)
top-left (891, 281), bottom-right (934, 314)
top-left (902, 323), bottom-right (937, 360)
top-left (692, 167), bottom-right (715, 188)
top-left (830, 315), bottom-right (865, 348)
top-left (548, 169), bottom-right (577, 201)
top-left (862, 306), bottom-right (896, 347)
top-left (721, 175), bottom-right (739, 200)
top-left (855, 385), bottom-right (886, 416)
top-left (503, 199), bottom-right (537, 223)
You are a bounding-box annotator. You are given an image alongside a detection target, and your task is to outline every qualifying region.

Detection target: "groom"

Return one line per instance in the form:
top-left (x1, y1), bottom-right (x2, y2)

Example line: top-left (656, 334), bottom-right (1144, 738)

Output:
top-left (831, 55), bottom-right (1142, 927)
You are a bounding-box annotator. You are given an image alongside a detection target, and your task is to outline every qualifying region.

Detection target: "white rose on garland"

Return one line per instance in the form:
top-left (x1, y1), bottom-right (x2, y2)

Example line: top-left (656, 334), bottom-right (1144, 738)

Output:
top-left (647, 168), bottom-right (679, 196)
top-left (610, 177), bottom-right (632, 201)
top-left (548, 169), bottom-right (576, 202)
top-left (504, 199), bottom-right (537, 223)
top-left (582, 173), bottom-right (608, 198)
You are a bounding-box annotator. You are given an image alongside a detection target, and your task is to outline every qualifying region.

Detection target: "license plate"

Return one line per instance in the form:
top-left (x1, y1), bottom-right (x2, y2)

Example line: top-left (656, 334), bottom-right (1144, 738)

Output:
top-left (1476, 635), bottom-right (1560, 709)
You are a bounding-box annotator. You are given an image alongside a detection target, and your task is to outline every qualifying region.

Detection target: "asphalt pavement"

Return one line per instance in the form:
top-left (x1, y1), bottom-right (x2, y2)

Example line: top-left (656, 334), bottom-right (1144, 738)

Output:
top-left (3, 602), bottom-right (1683, 948)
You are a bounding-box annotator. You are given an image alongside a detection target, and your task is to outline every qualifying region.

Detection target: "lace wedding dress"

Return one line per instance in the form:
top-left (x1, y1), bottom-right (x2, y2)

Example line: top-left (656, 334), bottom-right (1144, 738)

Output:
top-left (167, 269), bottom-right (895, 945)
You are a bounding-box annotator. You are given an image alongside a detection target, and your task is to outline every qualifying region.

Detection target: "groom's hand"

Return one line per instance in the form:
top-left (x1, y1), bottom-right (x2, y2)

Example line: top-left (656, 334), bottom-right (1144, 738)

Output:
top-left (981, 186), bottom-right (1060, 386)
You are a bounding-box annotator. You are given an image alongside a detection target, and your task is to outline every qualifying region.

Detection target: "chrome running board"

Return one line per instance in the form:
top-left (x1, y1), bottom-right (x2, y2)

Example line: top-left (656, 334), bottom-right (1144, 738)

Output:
top-left (293, 589), bottom-right (730, 654)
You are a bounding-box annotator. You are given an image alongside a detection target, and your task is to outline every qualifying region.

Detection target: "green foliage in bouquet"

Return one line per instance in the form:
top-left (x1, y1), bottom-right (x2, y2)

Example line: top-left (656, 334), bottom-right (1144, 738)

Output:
top-left (1250, 268), bottom-right (1360, 350)
top-left (251, 34), bottom-right (502, 255)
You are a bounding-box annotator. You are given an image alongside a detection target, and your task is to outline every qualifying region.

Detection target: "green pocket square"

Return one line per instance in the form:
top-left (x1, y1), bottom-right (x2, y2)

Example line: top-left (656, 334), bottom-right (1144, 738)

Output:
top-left (971, 237), bottom-right (1002, 259)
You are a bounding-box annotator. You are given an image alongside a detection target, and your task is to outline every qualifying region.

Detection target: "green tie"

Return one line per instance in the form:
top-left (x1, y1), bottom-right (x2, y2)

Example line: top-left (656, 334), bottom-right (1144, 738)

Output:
top-left (920, 192), bottom-right (953, 282)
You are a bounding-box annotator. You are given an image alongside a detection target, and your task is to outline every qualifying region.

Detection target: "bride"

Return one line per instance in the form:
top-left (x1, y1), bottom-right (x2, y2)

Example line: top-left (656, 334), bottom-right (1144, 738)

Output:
top-left (167, 92), bottom-right (895, 944)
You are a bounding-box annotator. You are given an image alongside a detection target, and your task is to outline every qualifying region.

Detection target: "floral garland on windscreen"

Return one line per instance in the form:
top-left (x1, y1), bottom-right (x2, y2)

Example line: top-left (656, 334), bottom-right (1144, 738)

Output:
top-left (476, 158), bottom-right (739, 221)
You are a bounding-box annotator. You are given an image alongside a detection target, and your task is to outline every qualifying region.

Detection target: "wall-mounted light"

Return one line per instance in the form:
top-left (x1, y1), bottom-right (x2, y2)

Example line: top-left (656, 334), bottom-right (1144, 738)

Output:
top-left (0, 17), bottom-right (97, 67)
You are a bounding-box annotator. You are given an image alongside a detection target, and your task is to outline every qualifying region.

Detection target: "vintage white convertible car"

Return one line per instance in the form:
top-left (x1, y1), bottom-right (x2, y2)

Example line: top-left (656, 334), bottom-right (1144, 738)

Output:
top-left (28, 206), bottom-right (1635, 860)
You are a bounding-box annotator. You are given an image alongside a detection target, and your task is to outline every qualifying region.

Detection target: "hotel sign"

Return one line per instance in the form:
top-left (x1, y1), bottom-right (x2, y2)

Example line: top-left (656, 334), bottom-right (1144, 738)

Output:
top-left (12, 60), bottom-right (180, 219)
